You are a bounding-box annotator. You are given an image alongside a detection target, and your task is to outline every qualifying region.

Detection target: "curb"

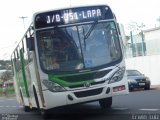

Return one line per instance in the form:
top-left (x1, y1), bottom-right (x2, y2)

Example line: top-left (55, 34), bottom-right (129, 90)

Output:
top-left (0, 96), bottom-right (16, 99)
top-left (151, 85), bottom-right (160, 90)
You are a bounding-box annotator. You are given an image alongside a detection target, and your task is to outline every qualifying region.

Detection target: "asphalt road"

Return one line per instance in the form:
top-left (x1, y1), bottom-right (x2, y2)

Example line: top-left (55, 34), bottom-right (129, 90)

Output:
top-left (0, 88), bottom-right (160, 120)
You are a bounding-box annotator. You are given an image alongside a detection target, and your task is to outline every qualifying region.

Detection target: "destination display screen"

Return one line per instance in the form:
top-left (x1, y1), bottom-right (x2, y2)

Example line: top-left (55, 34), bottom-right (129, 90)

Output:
top-left (34, 5), bottom-right (114, 29)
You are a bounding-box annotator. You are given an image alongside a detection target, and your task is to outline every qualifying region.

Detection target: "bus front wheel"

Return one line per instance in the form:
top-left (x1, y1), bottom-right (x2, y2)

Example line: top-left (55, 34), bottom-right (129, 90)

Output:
top-left (99, 97), bottom-right (112, 109)
top-left (41, 109), bottom-right (50, 119)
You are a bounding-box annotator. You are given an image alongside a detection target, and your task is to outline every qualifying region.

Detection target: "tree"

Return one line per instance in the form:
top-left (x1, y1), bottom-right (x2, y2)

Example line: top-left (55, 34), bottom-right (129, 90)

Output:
top-left (0, 70), bottom-right (12, 84)
top-left (0, 60), bottom-right (11, 70)
top-left (128, 22), bottom-right (145, 35)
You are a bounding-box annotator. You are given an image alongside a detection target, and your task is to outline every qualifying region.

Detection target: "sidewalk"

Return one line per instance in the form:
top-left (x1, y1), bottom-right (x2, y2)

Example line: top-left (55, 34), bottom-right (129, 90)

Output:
top-left (0, 97), bottom-right (15, 100)
top-left (0, 95), bottom-right (15, 99)
top-left (151, 85), bottom-right (160, 90)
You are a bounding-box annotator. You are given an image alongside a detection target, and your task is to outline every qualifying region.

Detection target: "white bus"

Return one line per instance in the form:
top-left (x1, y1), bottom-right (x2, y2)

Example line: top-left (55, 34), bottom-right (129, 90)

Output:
top-left (11, 5), bottom-right (129, 117)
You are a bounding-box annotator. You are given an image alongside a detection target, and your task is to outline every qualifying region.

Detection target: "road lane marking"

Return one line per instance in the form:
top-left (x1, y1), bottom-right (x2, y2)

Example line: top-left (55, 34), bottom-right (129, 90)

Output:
top-left (0, 106), bottom-right (22, 108)
top-left (139, 109), bottom-right (160, 111)
top-left (7, 99), bottom-right (15, 101)
top-left (0, 99), bottom-right (15, 101)
top-left (11, 106), bottom-right (17, 107)
top-left (112, 107), bottom-right (128, 110)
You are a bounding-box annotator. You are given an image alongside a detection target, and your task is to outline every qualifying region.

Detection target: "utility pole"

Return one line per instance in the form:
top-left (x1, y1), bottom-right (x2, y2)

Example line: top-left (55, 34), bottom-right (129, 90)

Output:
top-left (138, 23), bottom-right (145, 56)
top-left (19, 16), bottom-right (28, 29)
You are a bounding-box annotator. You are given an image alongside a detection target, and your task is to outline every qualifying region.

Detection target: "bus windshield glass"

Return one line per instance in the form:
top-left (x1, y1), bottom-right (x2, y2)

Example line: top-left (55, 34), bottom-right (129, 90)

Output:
top-left (37, 21), bottom-right (122, 72)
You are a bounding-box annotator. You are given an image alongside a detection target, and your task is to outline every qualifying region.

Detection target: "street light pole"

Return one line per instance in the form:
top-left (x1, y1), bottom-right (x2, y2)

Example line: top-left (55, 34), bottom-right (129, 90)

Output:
top-left (19, 16), bottom-right (28, 29)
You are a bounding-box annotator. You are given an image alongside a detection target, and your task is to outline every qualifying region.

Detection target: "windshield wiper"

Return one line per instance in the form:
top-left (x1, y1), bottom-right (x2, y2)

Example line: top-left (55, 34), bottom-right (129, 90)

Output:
top-left (84, 21), bottom-right (98, 40)
top-left (82, 21), bottom-right (98, 50)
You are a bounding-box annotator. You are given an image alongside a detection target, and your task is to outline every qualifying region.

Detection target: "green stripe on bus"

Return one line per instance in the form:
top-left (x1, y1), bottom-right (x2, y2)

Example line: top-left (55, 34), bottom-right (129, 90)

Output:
top-left (16, 71), bottom-right (26, 89)
top-left (52, 71), bottom-right (96, 78)
top-left (20, 49), bottom-right (30, 97)
top-left (48, 74), bottom-right (95, 87)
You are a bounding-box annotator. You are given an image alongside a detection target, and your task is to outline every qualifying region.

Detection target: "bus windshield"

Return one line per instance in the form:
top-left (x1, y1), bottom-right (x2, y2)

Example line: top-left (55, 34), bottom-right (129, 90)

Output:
top-left (37, 21), bottom-right (122, 72)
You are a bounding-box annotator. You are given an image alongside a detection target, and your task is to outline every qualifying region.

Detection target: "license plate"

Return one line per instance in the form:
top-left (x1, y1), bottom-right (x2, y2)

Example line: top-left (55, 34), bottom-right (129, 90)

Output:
top-left (139, 83), bottom-right (145, 85)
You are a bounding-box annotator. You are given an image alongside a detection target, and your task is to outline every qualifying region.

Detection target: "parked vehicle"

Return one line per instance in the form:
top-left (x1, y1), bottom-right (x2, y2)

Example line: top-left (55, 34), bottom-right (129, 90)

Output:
top-left (127, 70), bottom-right (151, 91)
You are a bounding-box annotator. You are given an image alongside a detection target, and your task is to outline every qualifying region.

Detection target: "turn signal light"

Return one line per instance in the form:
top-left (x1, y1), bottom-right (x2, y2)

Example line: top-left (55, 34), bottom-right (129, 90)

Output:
top-left (113, 85), bottom-right (126, 92)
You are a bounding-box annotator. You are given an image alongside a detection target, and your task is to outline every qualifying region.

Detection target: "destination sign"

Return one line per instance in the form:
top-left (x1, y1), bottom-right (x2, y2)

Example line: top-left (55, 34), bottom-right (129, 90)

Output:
top-left (46, 9), bottom-right (101, 24)
top-left (34, 5), bottom-right (114, 29)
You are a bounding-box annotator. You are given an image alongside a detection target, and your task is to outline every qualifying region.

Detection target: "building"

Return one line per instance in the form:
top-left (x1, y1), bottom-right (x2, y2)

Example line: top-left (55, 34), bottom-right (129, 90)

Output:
top-left (143, 26), bottom-right (160, 55)
top-left (125, 32), bottom-right (146, 58)
top-left (125, 26), bottom-right (160, 85)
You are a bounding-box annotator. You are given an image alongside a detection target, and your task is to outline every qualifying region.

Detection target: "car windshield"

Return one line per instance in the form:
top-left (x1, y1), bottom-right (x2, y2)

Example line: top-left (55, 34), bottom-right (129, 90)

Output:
top-left (127, 70), bottom-right (142, 76)
top-left (37, 21), bottom-right (122, 72)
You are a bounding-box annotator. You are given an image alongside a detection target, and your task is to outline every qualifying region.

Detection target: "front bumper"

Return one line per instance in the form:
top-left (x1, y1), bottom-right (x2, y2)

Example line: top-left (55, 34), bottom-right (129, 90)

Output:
top-left (42, 83), bottom-right (128, 109)
top-left (129, 82), bottom-right (150, 89)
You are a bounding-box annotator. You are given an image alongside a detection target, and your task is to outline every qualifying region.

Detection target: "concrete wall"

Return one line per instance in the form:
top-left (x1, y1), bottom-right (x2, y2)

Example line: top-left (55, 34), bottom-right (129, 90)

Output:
top-left (144, 28), bottom-right (160, 42)
top-left (125, 55), bottom-right (160, 85)
top-left (144, 27), bottom-right (160, 55)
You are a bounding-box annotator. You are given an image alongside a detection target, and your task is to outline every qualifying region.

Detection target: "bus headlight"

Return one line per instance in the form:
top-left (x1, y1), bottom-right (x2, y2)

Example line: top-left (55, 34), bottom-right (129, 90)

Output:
top-left (42, 80), bottom-right (66, 92)
top-left (109, 67), bottom-right (125, 84)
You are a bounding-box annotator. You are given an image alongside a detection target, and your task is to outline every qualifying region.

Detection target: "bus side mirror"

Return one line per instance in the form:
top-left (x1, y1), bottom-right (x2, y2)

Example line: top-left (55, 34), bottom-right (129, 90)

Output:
top-left (26, 37), bottom-right (35, 51)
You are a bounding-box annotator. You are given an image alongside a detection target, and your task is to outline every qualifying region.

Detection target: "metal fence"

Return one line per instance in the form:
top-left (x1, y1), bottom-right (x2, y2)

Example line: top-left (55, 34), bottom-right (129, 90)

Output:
top-left (125, 31), bottom-right (160, 58)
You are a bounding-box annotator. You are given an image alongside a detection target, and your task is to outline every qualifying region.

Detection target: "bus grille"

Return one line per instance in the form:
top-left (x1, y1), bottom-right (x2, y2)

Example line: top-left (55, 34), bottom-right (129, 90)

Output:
top-left (135, 78), bottom-right (146, 82)
top-left (74, 88), bottom-right (103, 98)
top-left (69, 80), bottom-right (105, 89)
top-left (59, 69), bottom-right (111, 82)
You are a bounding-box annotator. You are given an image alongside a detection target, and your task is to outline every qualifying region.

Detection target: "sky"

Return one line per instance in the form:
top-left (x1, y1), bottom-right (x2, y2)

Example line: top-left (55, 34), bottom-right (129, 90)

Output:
top-left (0, 0), bottom-right (160, 60)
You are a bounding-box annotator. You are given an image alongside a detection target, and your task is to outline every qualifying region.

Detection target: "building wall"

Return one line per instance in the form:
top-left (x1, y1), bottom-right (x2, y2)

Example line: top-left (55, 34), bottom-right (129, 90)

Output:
top-left (145, 28), bottom-right (160, 42)
top-left (126, 55), bottom-right (160, 85)
top-left (144, 27), bottom-right (160, 55)
top-left (125, 27), bottom-right (160, 85)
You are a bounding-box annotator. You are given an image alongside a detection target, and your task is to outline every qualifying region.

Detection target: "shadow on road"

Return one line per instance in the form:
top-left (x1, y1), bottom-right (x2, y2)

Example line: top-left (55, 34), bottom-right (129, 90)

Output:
top-left (42, 103), bottom-right (131, 120)
top-left (129, 85), bottom-right (160, 93)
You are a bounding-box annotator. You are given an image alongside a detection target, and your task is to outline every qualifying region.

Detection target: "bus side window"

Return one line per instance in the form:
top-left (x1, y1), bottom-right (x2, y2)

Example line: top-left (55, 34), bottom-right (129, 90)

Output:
top-left (26, 37), bottom-right (35, 51)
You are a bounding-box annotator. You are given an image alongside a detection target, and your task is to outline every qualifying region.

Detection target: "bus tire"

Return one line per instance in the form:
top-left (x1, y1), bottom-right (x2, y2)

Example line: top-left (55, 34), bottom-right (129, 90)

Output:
top-left (41, 109), bottom-right (49, 119)
top-left (99, 97), bottom-right (112, 109)
top-left (20, 90), bottom-right (30, 112)
top-left (24, 106), bottom-right (30, 112)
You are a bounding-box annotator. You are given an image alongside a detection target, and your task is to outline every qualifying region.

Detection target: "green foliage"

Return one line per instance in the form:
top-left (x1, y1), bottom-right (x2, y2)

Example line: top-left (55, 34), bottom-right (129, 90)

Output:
top-left (0, 88), bottom-right (2, 96)
top-left (0, 60), bottom-right (11, 70)
top-left (0, 70), bottom-right (12, 82)
top-left (0, 87), bottom-right (15, 97)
